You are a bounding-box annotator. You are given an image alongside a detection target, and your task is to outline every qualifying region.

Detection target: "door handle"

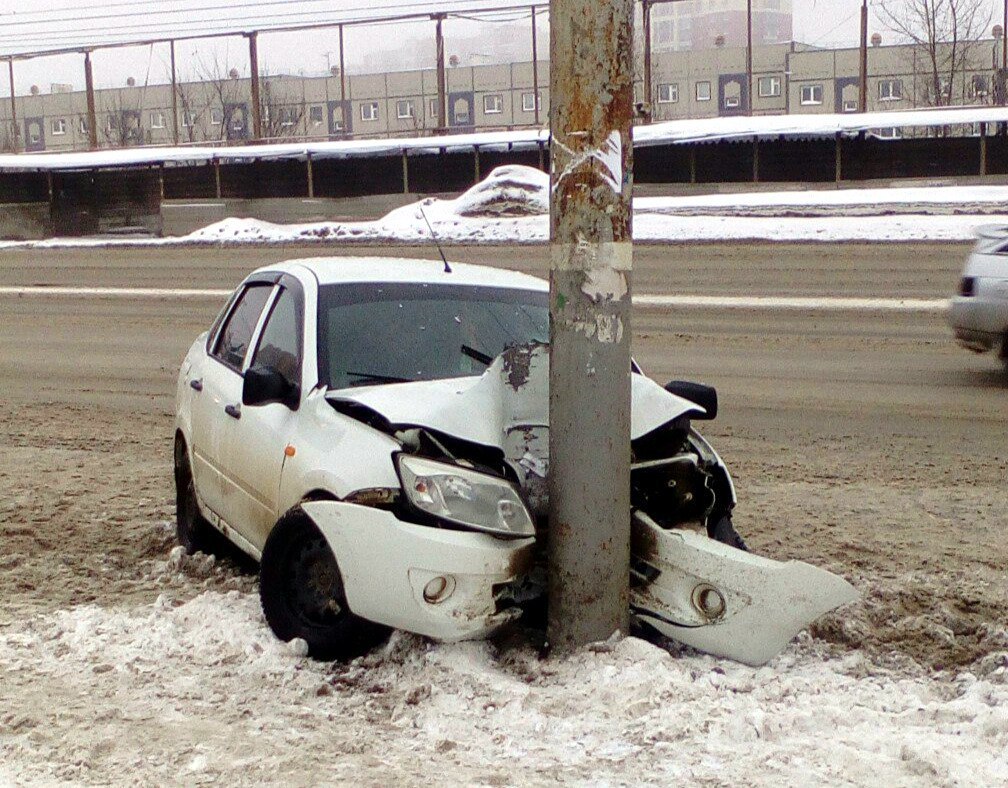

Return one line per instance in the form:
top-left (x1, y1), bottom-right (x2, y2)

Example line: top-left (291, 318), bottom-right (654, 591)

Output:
top-left (224, 403), bottom-right (241, 419)
top-left (189, 378), bottom-right (203, 392)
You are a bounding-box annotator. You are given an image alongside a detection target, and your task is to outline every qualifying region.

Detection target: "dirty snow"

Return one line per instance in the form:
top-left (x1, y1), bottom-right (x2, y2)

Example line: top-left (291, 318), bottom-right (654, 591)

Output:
top-left (0, 581), bottom-right (1005, 786)
top-left (2, 165), bottom-right (1007, 249)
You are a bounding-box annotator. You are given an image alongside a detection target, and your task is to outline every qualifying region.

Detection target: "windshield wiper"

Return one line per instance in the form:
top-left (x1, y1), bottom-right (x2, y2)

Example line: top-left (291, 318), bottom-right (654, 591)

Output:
top-left (461, 344), bottom-right (494, 366)
top-left (345, 370), bottom-right (416, 386)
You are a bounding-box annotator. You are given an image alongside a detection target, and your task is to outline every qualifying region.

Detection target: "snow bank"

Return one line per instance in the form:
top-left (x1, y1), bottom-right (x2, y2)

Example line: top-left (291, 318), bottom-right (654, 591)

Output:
top-left (0, 588), bottom-right (1006, 785)
top-left (2, 166), bottom-right (1007, 249)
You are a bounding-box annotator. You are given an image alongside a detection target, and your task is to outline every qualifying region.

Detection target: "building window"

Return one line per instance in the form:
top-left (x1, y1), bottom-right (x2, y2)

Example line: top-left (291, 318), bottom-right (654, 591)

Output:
top-left (361, 102), bottom-right (379, 121)
top-left (27, 122), bottom-right (41, 145)
top-left (878, 79), bottom-right (903, 101)
top-left (874, 126), bottom-right (901, 139)
top-left (657, 83), bottom-right (678, 104)
top-left (182, 111), bottom-right (196, 128)
top-left (800, 84), bottom-right (823, 105)
top-left (843, 99), bottom-right (858, 113)
top-left (429, 98), bottom-right (439, 118)
top-left (483, 93), bottom-right (503, 114)
top-left (280, 107), bottom-right (297, 127)
top-left (78, 118), bottom-right (88, 134)
top-left (331, 106), bottom-right (344, 131)
top-left (695, 81), bottom-right (712, 102)
top-left (396, 99), bottom-right (415, 119)
top-left (150, 111), bottom-right (165, 129)
top-left (724, 95), bottom-right (740, 108)
top-left (105, 115), bottom-right (115, 133)
top-left (210, 108), bottom-right (223, 125)
top-left (971, 74), bottom-right (989, 99)
top-left (758, 76), bottom-right (781, 98)
top-left (522, 91), bottom-right (540, 112)
top-left (51, 118), bottom-right (67, 135)
top-left (309, 105), bottom-right (324, 126)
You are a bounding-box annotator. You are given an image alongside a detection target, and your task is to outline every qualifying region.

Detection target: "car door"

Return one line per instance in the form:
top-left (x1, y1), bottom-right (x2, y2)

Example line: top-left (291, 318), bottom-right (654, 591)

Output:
top-left (218, 279), bottom-right (306, 550)
top-left (191, 280), bottom-right (274, 523)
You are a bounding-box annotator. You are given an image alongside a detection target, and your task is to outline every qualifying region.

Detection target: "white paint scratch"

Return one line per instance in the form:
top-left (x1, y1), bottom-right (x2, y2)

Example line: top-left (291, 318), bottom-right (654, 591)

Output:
top-left (551, 130), bottom-right (623, 196)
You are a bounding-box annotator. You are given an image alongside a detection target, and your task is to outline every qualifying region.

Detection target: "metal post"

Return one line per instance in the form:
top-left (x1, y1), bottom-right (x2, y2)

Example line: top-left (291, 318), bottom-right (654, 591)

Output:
top-left (859, 0), bottom-right (868, 113)
top-left (980, 123), bottom-right (988, 176)
top-left (306, 151), bottom-right (314, 197)
top-left (548, 0), bottom-right (634, 651)
top-left (213, 156), bottom-right (222, 198)
top-left (434, 14), bottom-right (447, 132)
top-left (170, 40), bottom-right (180, 146)
top-left (531, 5), bottom-right (541, 127)
top-left (752, 138), bottom-right (759, 183)
top-left (248, 32), bottom-right (262, 140)
top-left (84, 52), bottom-right (99, 150)
top-left (689, 145), bottom-right (697, 183)
top-left (746, 0), bottom-right (753, 115)
top-left (473, 145), bottom-right (481, 182)
top-left (835, 132), bottom-right (842, 183)
top-left (402, 148), bottom-right (409, 193)
top-left (642, 0), bottom-right (653, 116)
top-left (537, 138), bottom-right (545, 170)
top-left (1004, 0), bottom-right (1007, 70)
top-left (6, 58), bottom-right (18, 151)
top-left (158, 164), bottom-right (165, 200)
top-left (338, 23), bottom-right (347, 135)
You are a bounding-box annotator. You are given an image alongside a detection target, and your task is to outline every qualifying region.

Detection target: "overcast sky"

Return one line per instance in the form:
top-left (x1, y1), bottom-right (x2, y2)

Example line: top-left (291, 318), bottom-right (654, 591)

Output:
top-left (0, 1), bottom-right (1003, 94)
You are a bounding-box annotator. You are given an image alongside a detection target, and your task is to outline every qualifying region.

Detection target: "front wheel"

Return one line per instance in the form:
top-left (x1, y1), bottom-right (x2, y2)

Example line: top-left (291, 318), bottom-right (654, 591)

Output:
top-left (709, 514), bottom-right (748, 551)
top-left (259, 511), bottom-right (390, 660)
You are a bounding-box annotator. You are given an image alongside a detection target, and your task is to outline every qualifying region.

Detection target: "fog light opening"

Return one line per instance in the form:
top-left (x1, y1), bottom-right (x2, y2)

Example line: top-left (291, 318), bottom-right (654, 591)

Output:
top-left (423, 575), bottom-right (456, 604)
top-left (692, 584), bottom-right (726, 620)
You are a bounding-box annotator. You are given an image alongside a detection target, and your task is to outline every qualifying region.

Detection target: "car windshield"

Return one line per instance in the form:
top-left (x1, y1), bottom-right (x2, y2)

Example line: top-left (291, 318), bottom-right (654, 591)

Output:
top-left (318, 281), bottom-right (549, 389)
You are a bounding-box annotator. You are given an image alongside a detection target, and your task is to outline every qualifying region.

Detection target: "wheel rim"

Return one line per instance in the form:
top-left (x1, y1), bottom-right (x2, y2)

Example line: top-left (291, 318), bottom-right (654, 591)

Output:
top-left (282, 531), bottom-right (345, 628)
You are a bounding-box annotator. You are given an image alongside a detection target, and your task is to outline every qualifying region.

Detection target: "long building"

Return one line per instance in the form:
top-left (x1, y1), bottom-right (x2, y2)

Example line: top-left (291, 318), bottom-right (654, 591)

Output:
top-left (1, 35), bottom-right (1003, 154)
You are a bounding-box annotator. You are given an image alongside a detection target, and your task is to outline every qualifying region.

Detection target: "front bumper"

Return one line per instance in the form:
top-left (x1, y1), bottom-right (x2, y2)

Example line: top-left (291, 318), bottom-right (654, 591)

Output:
top-left (301, 501), bottom-right (535, 642)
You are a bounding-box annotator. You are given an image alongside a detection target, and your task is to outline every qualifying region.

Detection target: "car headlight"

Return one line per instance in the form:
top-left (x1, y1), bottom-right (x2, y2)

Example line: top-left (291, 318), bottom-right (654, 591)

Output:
top-left (395, 454), bottom-right (535, 539)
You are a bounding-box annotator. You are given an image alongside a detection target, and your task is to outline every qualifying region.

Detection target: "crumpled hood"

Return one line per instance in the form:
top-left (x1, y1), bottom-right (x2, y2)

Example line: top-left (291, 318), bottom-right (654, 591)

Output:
top-left (327, 344), bottom-right (703, 514)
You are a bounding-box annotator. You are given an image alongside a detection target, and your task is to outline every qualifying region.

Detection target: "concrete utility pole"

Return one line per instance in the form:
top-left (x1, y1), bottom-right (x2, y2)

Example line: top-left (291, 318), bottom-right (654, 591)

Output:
top-left (1004, 0), bottom-right (1007, 70)
top-left (434, 13), bottom-right (448, 132)
top-left (248, 31), bottom-right (262, 140)
top-left (338, 24), bottom-right (347, 133)
top-left (170, 40), bottom-right (180, 146)
top-left (746, 0), bottom-right (753, 115)
top-left (859, 0), bottom-right (869, 113)
top-left (84, 52), bottom-right (99, 150)
top-left (548, 0), bottom-right (634, 651)
top-left (7, 58), bottom-right (19, 152)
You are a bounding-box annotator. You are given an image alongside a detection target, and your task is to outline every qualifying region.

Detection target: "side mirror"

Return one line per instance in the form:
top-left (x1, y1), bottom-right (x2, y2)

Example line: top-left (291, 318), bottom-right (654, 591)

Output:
top-left (243, 365), bottom-right (300, 410)
top-left (664, 380), bottom-right (718, 420)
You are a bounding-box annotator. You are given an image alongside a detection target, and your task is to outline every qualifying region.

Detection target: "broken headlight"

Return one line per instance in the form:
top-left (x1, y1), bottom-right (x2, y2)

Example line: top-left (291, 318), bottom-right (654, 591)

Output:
top-left (395, 454), bottom-right (535, 539)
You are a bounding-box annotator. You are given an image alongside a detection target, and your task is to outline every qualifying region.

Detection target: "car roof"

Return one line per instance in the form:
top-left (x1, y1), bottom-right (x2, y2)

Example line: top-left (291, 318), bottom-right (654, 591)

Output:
top-left (265, 256), bottom-right (549, 292)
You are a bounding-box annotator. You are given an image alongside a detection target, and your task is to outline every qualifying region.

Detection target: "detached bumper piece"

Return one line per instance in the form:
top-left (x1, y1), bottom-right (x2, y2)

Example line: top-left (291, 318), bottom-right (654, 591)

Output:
top-left (301, 501), bottom-right (535, 642)
top-left (630, 511), bottom-right (858, 666)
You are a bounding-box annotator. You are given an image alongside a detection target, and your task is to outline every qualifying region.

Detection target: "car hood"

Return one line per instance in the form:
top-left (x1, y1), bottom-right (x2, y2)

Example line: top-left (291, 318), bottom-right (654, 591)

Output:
top-left (327, 344), bottom-right (704, 513)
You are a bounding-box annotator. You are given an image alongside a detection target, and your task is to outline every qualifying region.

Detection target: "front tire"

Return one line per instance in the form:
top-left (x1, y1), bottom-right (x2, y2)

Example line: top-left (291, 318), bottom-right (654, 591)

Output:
top-left (709, 514), bottom-right (748, 551)
top-left (259, 510), bottom-right (389, 660)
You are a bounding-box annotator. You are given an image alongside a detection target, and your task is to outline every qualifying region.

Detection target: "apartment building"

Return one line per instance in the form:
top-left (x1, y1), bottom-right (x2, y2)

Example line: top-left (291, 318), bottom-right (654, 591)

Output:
top-left (0, 36), bottom-right (1000, 154)
top-left (651, 0), bottom-right (794, 52)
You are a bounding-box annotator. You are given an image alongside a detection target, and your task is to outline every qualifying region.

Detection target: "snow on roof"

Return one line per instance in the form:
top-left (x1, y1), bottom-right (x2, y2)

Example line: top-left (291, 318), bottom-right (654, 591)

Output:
top-left (277, 256), bottom-right (549, 291)
top-left (1, 106), bottom-right (1005, 173)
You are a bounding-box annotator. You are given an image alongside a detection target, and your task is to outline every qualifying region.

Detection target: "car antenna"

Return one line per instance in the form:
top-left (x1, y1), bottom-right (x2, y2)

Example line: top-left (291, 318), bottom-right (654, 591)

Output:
top-left (419, 204), bottom-right (452, 274)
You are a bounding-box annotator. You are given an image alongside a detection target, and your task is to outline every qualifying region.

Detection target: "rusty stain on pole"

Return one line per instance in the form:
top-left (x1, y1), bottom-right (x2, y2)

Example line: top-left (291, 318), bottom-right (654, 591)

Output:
top-left (170, 40), bottom-right (180, 146)
top-left (6, 58), bottom-right (18, 152)
top-left (434, 14), bottom-right (447, 132)
top-left (84, 52), bottom-right (99, 150)
top-left (248, 32), bottom-right (263, 141)
top-left (642, 0), bottom-right (653, 116)
top-left (548, 0), bottom-right (634, 651)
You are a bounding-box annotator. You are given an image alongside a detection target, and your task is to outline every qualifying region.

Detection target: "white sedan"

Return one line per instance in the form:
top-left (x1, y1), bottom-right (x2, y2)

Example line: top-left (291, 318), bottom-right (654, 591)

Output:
top-left (174, 257), bottom-right (855, 665)
top-left (950, 225), bottom-right (1008, 370)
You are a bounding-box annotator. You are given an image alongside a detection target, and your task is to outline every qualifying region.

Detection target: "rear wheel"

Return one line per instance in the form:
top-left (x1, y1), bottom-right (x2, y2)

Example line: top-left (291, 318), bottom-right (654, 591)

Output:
top-left (174, 438), bottom-right (218, 555)
top-left (259, 510), bottom-right (390, 660)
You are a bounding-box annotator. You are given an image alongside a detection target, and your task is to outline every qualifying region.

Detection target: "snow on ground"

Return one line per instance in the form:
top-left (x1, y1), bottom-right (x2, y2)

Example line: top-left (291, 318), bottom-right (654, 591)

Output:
top-left (0, 574), bottom-right (1006, 786)
top-left (2, 165), bottom-right (1006, 249)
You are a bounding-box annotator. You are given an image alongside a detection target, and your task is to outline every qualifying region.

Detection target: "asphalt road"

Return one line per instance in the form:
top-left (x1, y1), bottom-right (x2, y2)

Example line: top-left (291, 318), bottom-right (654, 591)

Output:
top-left (1, 241), bottom-right (1006, 671)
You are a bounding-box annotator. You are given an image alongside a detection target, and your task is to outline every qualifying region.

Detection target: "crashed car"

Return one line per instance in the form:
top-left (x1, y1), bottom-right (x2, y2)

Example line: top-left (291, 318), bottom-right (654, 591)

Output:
top-left (174, 257), bottom-right (855, 666)
top-left (949, 225), bottom-right (1008, 371)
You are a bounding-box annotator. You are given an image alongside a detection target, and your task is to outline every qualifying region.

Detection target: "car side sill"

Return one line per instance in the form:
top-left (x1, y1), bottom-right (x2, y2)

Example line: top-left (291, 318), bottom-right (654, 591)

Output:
top-left (195, 491), bottom-right (263, 562)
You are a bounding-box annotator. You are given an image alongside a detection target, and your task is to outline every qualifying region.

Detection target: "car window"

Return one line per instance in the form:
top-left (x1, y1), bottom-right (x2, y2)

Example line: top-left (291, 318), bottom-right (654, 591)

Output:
top-left (250, 286), bottom-right (302, 386)
top-left (212, 284), bottom-right (272, 371)
top-left (318, 283), bottom-right (549, 390)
